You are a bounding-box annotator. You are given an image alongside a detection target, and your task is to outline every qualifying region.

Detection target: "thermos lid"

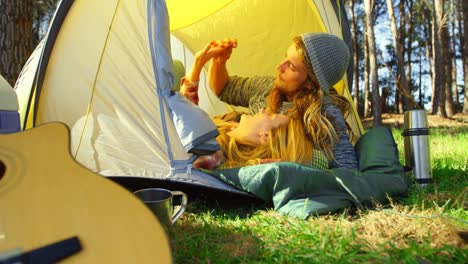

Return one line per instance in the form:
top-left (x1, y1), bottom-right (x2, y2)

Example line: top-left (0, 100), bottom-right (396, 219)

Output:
top-left (404, 110), bottom-right (429, 130)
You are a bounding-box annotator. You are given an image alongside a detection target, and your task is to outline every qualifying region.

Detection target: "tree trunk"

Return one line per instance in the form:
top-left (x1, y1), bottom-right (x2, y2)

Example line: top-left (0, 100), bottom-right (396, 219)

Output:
top-left (422, 2), bottom-right (434, 108)
top-left (395, 86), bottom-right (401, 113)
top-left (443, 1), bottom-right (454, 117)
top-left (350, 0), bottom-right (360, 117)
top-left (406, 0), bottom-right (414, 110)
top-left (432, 0), bottom-right (447, 117)
top-left (451, 0), bottom-right (459, 112)
top-left (463, 0), bottom-right (468, 114)
top-left (442, 22), bottom-right (454, 116)
top-left (418, 47), bottom-right (423, 107)
top-left (397, 0), bottom-right (406, 114)
top-left (386, 0), bottom-right (412, 113)
top-left (364, 0), bottom-right (382, 126)
top-left (0, 0), bottom-right (34, 86)
top-left (364, 20), bottom-right (371, 118)
top-left (363, 22), bottom-right (371, 117)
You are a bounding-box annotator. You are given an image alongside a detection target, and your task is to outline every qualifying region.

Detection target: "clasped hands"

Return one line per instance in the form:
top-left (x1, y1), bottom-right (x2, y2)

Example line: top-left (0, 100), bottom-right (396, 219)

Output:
top-left (196, 38), bottom-right (238, 66)
top-left (180, 39), bottom-right (237, 105)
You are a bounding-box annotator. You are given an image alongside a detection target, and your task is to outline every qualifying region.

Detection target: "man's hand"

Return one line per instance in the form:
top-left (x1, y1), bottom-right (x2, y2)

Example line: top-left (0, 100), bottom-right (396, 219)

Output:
top-left (194, 39), bottom-right (237, 66)
top-left (209, 38), bottom-right (237, 62)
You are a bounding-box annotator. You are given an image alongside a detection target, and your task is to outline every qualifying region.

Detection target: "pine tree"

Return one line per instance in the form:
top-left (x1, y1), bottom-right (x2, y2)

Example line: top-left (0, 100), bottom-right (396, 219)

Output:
top-left (0, 0), bottom-right (34, 86)
top-left (364, 0), bottom-right (382, 126)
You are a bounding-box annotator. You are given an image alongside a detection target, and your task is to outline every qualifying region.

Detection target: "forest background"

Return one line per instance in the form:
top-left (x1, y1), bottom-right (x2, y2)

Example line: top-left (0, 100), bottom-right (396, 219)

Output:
top-left (1, 0), bottom-right (467, 126)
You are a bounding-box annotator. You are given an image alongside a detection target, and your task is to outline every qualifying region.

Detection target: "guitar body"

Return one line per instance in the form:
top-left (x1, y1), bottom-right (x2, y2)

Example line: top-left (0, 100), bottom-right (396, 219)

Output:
top-left (0, 123), bottom-right (171, 263)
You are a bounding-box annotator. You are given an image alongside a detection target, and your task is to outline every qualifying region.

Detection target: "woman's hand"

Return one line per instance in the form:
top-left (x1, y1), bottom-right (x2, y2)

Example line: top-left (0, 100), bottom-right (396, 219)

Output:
top-left (193, 150), bottom-right (226, 169)
top-left (180, 77), bottom-right (199, 105)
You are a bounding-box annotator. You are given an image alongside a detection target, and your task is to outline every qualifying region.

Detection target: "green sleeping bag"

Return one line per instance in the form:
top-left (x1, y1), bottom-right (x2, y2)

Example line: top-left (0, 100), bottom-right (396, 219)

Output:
top-left (207, 127), bottom-right (408, 218)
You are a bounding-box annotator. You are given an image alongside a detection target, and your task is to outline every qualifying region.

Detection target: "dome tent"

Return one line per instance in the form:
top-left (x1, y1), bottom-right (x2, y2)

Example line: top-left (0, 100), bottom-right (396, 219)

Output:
top-left (15, 0), bottom-right (363, 197)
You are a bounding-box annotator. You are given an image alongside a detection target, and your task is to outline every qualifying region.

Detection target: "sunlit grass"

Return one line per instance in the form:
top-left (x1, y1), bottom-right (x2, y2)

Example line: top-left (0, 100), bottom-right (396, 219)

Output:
top-left (393, 127), bottom-right (468, 172)
top-left (171, 127), bottom-right (468, 263)
top-left (394, 127), bottom-right (467, 211)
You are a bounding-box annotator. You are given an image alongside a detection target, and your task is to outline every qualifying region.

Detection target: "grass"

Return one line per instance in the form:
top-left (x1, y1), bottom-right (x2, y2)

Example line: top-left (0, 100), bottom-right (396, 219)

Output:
top-left (170, 127), bottom-right (467, 263)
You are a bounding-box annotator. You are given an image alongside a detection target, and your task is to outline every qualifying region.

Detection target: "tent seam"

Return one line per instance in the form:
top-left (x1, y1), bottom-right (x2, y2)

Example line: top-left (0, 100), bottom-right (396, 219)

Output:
top-left (74, 0), bottom-right (121, 159)
top-left (147, 0), bottom-right (176, 170)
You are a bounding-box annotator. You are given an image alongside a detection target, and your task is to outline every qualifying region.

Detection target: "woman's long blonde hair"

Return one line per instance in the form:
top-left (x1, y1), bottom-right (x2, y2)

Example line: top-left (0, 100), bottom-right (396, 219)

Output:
top-left (214, 117), bottom-right (313, 168)
top-left (267, 36), bottom-right (351, 160)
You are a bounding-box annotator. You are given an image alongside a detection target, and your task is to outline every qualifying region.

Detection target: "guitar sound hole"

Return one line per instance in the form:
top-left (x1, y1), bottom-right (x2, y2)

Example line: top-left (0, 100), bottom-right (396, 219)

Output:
top-left (0, 160), bottom-right (4, 180)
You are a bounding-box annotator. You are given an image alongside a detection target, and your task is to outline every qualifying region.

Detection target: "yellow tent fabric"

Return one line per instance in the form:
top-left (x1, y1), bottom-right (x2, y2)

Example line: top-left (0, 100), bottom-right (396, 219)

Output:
top-left (14, 0), bottom-right (363, 191)
top-left (168, 0), bottom-right (363, 136)
top-left (166, 0), bottom-right (233, 31)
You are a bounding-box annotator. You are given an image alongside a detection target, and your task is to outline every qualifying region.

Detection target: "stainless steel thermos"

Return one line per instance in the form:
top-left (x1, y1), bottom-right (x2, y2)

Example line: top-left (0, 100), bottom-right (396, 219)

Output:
top-left (403, 110), bottom-right (432, 186)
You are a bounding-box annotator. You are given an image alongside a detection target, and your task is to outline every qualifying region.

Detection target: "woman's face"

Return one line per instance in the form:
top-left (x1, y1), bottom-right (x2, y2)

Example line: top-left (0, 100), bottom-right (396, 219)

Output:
top-left (275, 43), bottom-right (310, 100)
top-left (228, 109), bottom-right (290, 146)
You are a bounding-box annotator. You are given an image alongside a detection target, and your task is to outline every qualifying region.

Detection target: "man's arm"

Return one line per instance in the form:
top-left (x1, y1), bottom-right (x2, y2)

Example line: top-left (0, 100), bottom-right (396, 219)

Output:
top-left (208, 57), bottom-right (229, 96)
top-left (207, 39), bottom-right (237, 96)
top-left (180, 40), bottom-right (236, 104)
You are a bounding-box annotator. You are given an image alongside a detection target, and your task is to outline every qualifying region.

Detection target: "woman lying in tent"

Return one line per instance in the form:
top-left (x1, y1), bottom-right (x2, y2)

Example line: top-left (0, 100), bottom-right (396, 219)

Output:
top-left (193, 109), bottom-right (329, 170)
top-left (179, 33), bottom-right (357, 170)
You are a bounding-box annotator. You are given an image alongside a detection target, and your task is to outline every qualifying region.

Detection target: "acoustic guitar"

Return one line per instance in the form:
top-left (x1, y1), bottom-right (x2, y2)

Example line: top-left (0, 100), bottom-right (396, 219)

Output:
top-left (0, 123), bottom-right (171, 263)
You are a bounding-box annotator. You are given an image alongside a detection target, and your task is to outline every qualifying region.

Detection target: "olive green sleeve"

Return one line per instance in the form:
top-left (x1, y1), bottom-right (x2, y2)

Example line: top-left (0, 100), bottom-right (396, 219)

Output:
top-left (218, 75), bottom-right (275, 108)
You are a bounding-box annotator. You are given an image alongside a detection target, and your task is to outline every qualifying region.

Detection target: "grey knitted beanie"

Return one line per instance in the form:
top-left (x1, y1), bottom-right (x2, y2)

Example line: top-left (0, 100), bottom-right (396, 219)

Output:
top-left (300, 33), bottom-right (350, 94)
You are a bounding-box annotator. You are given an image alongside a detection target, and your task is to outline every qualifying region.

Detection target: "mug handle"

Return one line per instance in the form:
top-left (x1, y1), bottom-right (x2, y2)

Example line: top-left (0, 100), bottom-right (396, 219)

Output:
top-left (171, 191), bottom-right (187, 224)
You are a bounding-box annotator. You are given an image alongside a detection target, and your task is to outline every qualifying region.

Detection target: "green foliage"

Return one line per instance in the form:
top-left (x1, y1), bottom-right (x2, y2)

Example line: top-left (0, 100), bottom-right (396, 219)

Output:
top-left (171, 127), bottom-right (467, 263)
top-left (33, 0), bottom-right (59, 45)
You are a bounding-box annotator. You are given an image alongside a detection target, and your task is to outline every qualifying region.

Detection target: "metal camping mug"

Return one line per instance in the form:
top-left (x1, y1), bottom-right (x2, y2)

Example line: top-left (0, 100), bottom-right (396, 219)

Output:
top-left (133, 188), bottom-right (187, 229)
top-left (403, 110), bottom-right (432, 187)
